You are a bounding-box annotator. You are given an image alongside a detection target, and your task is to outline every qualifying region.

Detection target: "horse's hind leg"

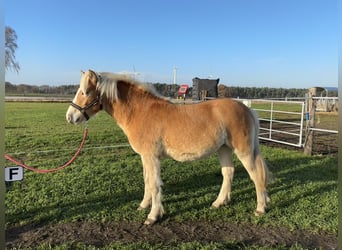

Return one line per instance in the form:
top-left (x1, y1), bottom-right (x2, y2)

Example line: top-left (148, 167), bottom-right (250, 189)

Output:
top-left (140, 155), bottom-right (164, 225)
top-left (211, 146), bottom-right (234, 208)
top-left (236, 151), bottom-right (269, 215)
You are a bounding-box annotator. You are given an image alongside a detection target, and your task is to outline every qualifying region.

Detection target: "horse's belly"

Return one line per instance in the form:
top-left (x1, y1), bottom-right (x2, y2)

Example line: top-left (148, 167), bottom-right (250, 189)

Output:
top-left (164, 140), bottom-right (222, 162)
top-left (162, 127), bottom-right (227, 162)
top-left (166, 151), bottom-right (212, 162)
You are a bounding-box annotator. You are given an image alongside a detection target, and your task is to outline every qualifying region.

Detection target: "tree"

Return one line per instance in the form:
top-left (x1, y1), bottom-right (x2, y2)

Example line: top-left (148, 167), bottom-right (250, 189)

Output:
top-left (5, 26), bottom-right (20, 73)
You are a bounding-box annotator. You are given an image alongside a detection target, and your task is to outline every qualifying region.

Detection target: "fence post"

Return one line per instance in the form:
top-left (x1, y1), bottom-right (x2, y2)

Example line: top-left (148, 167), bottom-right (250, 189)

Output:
top-left (304, 88), bottom-right (316, 155)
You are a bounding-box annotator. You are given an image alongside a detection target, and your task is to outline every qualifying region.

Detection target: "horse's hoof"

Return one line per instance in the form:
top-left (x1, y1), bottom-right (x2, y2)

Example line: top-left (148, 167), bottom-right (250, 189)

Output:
top-left (137, 206), bottom-right (146, 211)
top-left (211, 200), bottom-right (228, 209)
top-left (144, 218), bottom-right (156, 225)
top-left (254, 210), bottom-right (265, 216)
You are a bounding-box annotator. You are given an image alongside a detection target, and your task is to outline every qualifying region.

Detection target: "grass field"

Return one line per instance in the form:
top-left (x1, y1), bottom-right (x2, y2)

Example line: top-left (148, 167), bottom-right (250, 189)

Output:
top-left (4, 102), bottom-right (337, 249)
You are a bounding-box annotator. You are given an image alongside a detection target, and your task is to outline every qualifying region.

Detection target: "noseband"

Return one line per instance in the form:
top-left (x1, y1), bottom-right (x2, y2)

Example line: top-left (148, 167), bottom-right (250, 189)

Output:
top-left (70, 95), bottom-right (102, 120)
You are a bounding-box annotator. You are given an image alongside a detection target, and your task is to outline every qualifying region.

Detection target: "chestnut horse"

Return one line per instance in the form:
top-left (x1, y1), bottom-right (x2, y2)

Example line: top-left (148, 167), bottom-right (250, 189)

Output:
top-left (66, 70), bottom-right (270, 225)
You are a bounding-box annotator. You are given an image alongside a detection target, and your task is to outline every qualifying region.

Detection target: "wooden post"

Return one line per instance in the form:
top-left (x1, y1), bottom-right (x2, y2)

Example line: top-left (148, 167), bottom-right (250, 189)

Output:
top-left (201, 90), bottom-right (207, 101)
top-left (304, 88), bottom-right (316, 155)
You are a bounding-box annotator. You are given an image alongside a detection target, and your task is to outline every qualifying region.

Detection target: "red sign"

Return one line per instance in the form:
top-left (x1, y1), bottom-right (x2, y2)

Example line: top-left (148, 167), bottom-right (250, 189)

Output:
top-left (178, 84), bottom-right (189, 94)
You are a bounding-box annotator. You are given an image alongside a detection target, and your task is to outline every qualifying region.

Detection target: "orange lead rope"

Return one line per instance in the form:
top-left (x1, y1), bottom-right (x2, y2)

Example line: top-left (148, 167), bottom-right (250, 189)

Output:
top-left (4, 128), bottom-right (88, 173)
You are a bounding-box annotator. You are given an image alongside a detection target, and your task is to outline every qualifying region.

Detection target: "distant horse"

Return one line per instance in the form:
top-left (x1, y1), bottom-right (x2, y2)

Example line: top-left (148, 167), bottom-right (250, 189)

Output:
top-left (66, 70), bottom-right (271, 225)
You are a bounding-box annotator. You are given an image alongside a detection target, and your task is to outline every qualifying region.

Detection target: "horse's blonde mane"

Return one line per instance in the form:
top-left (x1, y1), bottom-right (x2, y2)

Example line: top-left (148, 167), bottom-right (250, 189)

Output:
top-left (96, 72), bottom-right (162, 101)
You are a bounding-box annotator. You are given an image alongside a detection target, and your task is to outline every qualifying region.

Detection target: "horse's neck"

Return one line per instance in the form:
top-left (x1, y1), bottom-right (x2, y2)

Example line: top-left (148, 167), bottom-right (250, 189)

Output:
top-left (109, 84), bottom-right (162, 127)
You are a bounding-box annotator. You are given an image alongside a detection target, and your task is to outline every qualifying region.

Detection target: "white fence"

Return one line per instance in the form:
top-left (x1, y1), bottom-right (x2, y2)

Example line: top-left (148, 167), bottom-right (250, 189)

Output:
top-left (313, 96), bottom-right (338, 112)
top-left (240, 98), bottom-right (338, 154)
top-left (241, 99), bottom-right (306, 147)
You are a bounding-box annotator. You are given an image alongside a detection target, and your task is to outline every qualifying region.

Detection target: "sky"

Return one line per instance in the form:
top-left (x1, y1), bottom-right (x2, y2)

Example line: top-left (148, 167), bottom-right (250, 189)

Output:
top-left (5, 0), bottom-right (338, 88)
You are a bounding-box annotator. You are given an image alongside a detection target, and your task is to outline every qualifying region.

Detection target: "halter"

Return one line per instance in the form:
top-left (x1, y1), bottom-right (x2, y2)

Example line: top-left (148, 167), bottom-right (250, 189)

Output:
top-left (70, 94), bottom-right (102, 120)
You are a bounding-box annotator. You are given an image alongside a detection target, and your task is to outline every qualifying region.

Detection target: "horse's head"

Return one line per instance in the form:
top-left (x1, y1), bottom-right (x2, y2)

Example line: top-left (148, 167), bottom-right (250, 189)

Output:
top-left (66, 70), bottom-right (102, 124)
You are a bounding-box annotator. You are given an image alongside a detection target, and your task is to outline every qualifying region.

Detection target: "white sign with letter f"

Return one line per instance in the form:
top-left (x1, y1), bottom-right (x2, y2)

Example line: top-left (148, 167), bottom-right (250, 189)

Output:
top-left (5, 167), bottom-right (24, 182)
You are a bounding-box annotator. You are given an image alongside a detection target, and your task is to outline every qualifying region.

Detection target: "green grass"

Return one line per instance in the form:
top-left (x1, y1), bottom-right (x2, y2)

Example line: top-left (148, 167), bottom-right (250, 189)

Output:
top-left (5, 102), bottom-right (337, 249)
top-left (251, 101), bottom-right (304, 112)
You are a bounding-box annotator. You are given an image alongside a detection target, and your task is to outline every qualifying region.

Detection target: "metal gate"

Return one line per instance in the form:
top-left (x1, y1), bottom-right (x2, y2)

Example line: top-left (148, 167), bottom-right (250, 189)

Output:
top-left (242, 99), bottom-right (305, 147)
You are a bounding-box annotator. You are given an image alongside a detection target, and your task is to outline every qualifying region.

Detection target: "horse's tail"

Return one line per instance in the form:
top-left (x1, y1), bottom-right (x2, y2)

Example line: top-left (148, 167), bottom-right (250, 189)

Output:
top-left (250, 109), bottom-right (272, 186)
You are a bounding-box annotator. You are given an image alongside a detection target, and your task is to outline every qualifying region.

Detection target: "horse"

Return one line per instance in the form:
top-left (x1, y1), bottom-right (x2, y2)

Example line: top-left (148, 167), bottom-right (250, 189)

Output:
top-left (66, 70), bottom-right (271, 225)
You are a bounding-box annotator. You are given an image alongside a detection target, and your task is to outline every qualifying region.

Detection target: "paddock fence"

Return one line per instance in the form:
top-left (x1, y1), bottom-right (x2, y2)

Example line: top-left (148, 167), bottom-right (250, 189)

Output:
top-left (239, 97), bottom-right (338, 155)
top-left (5, 95), bottom-right (338, 155)
top-left (240, 99), bottom-right (305, 148)
top-left (304, 96), bottom-right (338, 155)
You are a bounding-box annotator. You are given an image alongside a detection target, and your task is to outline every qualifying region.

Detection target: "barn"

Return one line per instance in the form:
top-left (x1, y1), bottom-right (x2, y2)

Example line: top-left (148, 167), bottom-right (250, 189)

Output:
top-left (192, 77), bottom-right (220, 100)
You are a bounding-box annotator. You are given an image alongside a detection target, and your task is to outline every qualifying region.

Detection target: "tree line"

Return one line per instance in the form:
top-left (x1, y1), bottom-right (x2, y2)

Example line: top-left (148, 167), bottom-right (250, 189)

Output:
top-left (152, 83), bottom-right (309, 99)
top-left (6, 81), bottom-right (311, 99)
top-left (217, 85), bottom-right (309, 99)
top-left (5, 82), bottom-right (77, 96)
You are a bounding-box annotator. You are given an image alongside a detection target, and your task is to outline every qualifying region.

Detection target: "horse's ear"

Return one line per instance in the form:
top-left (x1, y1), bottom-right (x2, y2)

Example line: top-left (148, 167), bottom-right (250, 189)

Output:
top-left (88, 69), bottom-right (96, 76)
top-left (81, 70), bottom-right (85, 75)
top-left (86, 70), bottom-right (98, 86)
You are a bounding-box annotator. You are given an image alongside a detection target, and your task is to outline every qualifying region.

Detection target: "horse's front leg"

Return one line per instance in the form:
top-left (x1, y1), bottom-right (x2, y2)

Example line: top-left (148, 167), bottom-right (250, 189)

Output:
top-left (141, 155), bottom-right (164, 225)
top-left (137, 164), bottom-right (152, 210)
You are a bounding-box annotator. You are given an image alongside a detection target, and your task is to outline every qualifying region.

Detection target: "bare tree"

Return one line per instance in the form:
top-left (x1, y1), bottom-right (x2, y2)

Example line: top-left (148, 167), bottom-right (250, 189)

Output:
top-left (5, 26), bottom-right (20, 73)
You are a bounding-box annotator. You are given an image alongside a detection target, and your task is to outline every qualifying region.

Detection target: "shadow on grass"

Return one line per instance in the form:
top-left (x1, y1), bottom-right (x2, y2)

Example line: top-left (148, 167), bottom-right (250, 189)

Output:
top-left (161, 153), bottom-right (337, 221)
top-left (7, 188), bottom-right (144, 227)
top-left (7, 151), bottom-right (337, 231)
top-left (266, 155), bottom-right (337, 210)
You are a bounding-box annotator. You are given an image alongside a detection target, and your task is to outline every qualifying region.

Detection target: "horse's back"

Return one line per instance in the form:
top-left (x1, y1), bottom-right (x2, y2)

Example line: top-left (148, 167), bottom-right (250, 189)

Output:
top-left (179, 98), bottom-right (254, 135)
top-left (160, 98), bottom-right (255, 161)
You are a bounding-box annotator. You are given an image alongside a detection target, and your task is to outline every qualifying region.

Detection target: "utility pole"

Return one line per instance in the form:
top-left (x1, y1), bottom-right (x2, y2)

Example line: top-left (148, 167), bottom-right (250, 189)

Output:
top-left (173, 66), bottom-right (177, 85)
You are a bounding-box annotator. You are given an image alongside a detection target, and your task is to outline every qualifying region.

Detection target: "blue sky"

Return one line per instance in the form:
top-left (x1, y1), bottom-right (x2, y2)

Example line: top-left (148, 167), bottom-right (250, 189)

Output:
top-left (5, 0), bottom-right (337, 88)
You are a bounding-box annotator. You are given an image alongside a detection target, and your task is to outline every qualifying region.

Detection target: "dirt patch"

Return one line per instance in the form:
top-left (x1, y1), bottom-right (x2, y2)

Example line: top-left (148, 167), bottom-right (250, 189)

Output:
top-left (6, 220), bottom-right (337, 249)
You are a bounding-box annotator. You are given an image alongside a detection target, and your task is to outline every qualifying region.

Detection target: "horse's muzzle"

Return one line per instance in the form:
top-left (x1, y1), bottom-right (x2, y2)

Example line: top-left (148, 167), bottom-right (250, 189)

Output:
top-left (66, 113), bottom-right (76, 124)
top-left (66, 107), bottom-right (85, 125)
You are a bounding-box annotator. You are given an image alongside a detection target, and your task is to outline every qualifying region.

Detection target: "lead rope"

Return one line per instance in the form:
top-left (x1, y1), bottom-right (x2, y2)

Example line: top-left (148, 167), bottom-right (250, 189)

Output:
top-left (4, 128), bottom-right (88, 173)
